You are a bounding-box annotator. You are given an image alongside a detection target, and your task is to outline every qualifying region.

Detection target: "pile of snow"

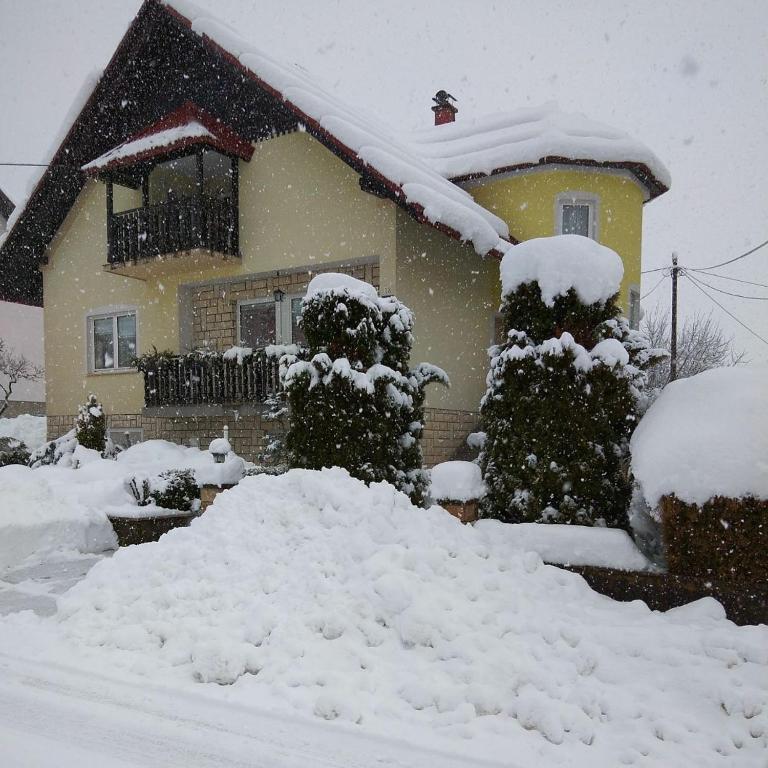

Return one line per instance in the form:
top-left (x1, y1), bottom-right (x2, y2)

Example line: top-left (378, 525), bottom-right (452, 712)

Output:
top-left (0, 414), bottom-right (47, 450)
top-left (429, 460), bottom-right (485, 502)
top-left (51, 468), bottom-right (768, 764)
top-left (631, 366), bottom-right (768, 507)
top-left (500, 235), bottom-right (624, 306)
top-left (475, 520), bottom-right (650, 571)
top-left (306, 272), bottom-right (379, 300)
top-left (406, 101), bottom-right (671, 191)
top-left (0, 465), bottom-right (116, 572)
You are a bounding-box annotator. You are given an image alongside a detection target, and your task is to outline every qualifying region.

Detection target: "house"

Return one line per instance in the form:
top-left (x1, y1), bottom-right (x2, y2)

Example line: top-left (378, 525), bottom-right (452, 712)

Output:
top-left (0, 0), bottom-right (669, 464)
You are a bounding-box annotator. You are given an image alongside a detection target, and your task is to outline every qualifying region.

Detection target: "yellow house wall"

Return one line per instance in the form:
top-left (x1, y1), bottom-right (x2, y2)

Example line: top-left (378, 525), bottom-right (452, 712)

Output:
top-left (43, 131), bottom-right (397, 417)
top-left (395, 209), bottom-right (499, 412)
top-left (467, 167), bottom-right (645, 310)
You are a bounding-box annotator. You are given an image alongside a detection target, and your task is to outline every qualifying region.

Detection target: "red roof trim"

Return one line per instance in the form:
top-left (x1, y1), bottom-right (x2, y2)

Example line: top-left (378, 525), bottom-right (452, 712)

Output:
top-left (83, 101), bottom-right (254, 175)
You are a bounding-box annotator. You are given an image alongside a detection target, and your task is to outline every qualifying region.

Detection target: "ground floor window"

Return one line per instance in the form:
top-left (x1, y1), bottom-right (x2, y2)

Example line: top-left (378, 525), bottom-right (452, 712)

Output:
top-left (88, 310), bottom-right (137, 371)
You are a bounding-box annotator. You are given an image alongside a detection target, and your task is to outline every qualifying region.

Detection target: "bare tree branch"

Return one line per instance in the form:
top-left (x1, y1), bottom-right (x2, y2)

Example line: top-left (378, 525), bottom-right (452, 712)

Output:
top-left (0, 338), bottom-right (44, 417)
top-left (640, 308), bottom-right (748, 392)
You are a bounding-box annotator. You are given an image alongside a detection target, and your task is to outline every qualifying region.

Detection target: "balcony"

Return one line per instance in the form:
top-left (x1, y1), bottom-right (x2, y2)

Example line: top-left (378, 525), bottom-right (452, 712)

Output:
top-left (108, 194), bottom-right (237, 267)
top-left (140, 352), bottom-right (281, 409)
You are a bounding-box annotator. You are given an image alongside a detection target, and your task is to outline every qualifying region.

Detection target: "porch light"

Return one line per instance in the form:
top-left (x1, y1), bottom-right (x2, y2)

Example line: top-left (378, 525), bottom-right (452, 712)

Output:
top-left (273, 287), bottom-right (285, 303)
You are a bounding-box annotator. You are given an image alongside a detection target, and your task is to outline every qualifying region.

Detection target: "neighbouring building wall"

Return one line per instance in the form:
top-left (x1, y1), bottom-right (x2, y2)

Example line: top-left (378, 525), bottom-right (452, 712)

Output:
top-left (0, 300), bottom-right (45, 407)
top-left (42, 131), bottom-right (397, 421)
top-left (466, 166), bottom-right (645, 310)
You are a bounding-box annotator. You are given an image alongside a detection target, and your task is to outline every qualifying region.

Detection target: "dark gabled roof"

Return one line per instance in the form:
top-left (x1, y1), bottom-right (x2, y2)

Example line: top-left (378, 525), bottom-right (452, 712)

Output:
top-left (82, 101), bottom-right (254, 177)
top-left (0, 188), bottom-right (14, 221)
top-left (0, 0), bottom-right (511, 306)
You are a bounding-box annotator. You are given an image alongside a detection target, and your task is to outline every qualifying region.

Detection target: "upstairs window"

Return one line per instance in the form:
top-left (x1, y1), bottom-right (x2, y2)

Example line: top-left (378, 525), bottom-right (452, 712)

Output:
top-left (89, 310), bottom-right (137, 372)
top-left (556, 193), bottom-right (598, 239)
top-left (237, 293), bottom-right (307, 349)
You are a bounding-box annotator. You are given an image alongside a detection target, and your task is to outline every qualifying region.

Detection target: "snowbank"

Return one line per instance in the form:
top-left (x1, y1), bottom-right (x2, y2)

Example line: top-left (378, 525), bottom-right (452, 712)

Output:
top-left (429, 460), bottom-right (485, 502)
top-left (500, 235), bottom-right (624, 306)
top-left (474, 520), bottom-right (650, 571)
top-left (0, 465), bottom-right (116, 572)
top-left (631, 366), bottom-right (768, 507)
top-left (0, 414), bottom-right (47, 450)
top-left (52, 467), bottom-right (768, 765)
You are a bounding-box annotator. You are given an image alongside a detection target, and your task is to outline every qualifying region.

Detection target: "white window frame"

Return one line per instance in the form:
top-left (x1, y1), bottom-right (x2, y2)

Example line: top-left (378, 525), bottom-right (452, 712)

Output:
top-left (107, 427), bottom-right (144, 449)
top-left (555, 191), bottom-right (599, 240)
top-left (86, 306), bottom-right (138, 374)
top-left (283, 293), bottom-right (306, 346)
top-left (237, 293), bottom-right (308, 348)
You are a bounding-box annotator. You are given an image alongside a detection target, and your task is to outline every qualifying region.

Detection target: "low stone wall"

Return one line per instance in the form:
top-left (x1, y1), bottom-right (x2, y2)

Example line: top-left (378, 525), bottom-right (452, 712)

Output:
top-left (49, 405), bottom-right (479, 467)
top-left (560, 565), bottom-right (768, 627)
top-left (3, 400), bottom-right (46, 418)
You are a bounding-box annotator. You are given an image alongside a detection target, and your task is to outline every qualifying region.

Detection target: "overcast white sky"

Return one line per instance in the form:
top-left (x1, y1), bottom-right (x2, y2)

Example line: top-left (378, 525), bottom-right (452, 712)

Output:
top-left (1, 0), bottom-right (766, 361)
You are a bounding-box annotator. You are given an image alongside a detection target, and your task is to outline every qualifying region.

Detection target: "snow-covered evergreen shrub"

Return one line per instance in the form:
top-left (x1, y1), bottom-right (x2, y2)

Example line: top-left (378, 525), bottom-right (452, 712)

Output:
top-left (128, 469), bottom-right (200, 512)
top-left (75, 393), bottom-right (106, 453)
top-left (28, 429), bottom-right (78, 468)
top-left (282, 274), bottom-right (447, 505)
top-left (480, 236), bottom-right (659, 528)
top-left (0, 436), bottom-right (30, 467)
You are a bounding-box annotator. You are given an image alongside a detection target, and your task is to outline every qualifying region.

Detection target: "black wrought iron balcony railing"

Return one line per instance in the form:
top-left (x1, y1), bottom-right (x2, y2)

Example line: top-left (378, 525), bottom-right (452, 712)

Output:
top-left (107, 195), bottom-right (238, 265)
top-left (141, 352), bottom-right (280, 408)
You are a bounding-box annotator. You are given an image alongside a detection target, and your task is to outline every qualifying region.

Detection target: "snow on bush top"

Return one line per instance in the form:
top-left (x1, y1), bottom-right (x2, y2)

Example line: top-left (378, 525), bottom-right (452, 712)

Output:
top-left (406, 101), bottom-right (671, 191)
top-left (500, 235), bottom-right (624, 306)
top-left (429, 460), bottom-right (485, 502)
top-left (305, 272), bottom-right (379, 301)
top-left (53, 466), bottom-right (768, 764)
top-left (631, 366), bottom-right (768, 507)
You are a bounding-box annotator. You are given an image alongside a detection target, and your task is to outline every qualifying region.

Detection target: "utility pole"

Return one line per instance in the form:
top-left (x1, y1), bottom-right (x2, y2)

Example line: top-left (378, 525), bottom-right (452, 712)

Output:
top-left (669, 252), bottom-right (679, 382)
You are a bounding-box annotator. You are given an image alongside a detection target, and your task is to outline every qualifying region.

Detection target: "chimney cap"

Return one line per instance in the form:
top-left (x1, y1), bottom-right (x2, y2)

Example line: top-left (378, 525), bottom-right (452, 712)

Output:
top-left (432, 90), bottom-right (457, 107)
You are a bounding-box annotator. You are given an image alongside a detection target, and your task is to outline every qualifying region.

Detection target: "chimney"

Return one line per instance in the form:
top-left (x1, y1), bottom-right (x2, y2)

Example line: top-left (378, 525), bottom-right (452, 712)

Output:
top-left (431, 90), bottom-right (457, 125)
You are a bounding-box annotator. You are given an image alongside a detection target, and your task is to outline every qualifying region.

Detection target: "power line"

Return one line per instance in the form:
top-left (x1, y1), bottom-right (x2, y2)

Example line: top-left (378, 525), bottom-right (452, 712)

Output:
top-left (683, 270), bottom-right (768, 301)
top-left (641, 266), bottom-right (668, 275)
top-left (691, 272), bottom-right (768, 289)
top-left (641, 273), bottom-right (668, 300)
top-left (694, 237), bottom-right (768, 272)
top-left (684, 273), bottom-right (768, 347)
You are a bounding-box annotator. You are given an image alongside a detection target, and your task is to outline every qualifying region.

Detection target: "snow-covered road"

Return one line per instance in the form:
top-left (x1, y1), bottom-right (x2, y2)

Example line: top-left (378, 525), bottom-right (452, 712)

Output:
top-left (0, 651), bottom-right (506, 768)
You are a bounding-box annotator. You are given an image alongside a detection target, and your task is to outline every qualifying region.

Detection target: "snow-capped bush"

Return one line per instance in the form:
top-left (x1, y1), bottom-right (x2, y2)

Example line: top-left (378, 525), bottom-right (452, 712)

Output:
top-left (480, 236), bottom-right (659, 528)
top-left (0, 436), bottom-right (30, 467)
top-left (75, 393), bottom-right (107, 453)
top-left (282, 273), bottom-right (447, 505)
top-left (28, 428), bottom-right (79, 468)
top-left (127, 468), bottom-right (200, 512)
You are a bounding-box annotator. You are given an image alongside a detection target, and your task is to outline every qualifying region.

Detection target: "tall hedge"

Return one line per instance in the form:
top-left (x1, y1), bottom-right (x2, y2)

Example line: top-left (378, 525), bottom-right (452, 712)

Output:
top-left (281, 276), bottom-right (447, 505)
top-left (480, 247), bottom-right (661, 528)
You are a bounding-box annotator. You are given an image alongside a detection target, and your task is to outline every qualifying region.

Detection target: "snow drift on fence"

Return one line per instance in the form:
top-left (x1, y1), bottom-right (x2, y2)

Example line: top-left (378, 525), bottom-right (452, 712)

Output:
top-left (54, 467), bottom-right (768, 766)
top-left (631, 365), bottom-right (768, 507)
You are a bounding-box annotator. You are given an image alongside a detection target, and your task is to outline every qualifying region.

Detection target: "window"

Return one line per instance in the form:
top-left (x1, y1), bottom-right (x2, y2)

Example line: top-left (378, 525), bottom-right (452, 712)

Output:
top-left (238, 299), bottom-right (277, 348)
top-left (237, 294), bottom-right (307, 349)
top-left (629, 286), bottom-right (641, 329)
top-left (556, 193), bottom-right (598, 239)
top-left (107, 428), bottom-right (144, 449)
top-left (89, 310), bottom-right (136, 371)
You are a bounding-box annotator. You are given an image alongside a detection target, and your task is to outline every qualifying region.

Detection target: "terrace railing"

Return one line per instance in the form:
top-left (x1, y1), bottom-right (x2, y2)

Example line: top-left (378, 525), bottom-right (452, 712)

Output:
top-left (141, 352), bottom-right (280, 408)
top-left (108, 195), bottom-right (237, 265)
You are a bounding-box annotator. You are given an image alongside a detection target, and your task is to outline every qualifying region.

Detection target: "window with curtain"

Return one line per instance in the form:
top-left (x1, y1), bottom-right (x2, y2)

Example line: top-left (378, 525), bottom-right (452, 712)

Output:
top-left (90, 311), bottom-right (136, 371)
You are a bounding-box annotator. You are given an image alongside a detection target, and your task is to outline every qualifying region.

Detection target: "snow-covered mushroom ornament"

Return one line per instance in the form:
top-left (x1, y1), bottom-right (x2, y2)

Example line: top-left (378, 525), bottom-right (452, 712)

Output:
top-left (209, 426), bottom-right (231, 464)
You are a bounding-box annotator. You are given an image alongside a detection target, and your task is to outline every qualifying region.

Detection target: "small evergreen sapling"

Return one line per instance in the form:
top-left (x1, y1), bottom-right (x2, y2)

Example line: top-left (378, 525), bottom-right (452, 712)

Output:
top-left (480, 236), bottom-right (659, 528)
top-left (281, 274), bottom-right (447, 505)
top-left (76, 393), bottom-right (107, 453)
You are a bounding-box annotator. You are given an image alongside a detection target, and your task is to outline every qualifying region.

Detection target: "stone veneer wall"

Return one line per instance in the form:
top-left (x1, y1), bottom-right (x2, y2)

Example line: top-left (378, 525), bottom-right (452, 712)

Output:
top-left (2, 400), bottom-right (46, 418)
top-left (47, 406), bottom-right (479, 468)
top-left (190, 261), bottom-right (379, 350)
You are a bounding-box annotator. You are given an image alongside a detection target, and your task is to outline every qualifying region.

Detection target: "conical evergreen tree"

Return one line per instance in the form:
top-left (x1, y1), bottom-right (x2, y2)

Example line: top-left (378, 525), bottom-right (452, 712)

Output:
top-left (480, 236), bottom-right (659, 528)
top-left (282, 274), bottom-right (447, 505)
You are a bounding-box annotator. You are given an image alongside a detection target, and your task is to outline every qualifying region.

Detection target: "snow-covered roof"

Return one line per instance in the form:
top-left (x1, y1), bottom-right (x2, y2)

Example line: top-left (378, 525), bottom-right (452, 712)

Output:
top-left (82, 102), bottom-right (254, 174)
top-left (631, 366), bottom-right (768, 507)
top-left (406, 102), bottom-right (670, 198)
top-left (160, 0), bottom-right (512, 259)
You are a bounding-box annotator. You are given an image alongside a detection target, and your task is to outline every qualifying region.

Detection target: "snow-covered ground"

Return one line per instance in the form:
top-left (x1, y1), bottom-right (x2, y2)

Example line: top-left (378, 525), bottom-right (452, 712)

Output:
top-left (0, 413), bottom-right (46, 450)
top-left (0, 467), bottom-right (764, 767)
